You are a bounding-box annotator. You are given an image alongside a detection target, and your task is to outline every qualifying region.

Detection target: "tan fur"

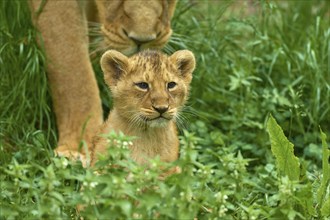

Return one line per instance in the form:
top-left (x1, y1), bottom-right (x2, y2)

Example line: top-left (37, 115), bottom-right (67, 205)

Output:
top-left (28, 0), bottom-right (177, 159)
top-left (94, 0), bottom-right (177, 55)
top-left (92, 50), bottom-right (195, 165)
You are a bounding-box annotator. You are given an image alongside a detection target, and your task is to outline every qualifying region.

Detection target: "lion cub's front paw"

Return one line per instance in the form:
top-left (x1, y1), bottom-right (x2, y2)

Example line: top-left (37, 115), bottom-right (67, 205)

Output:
top-left (54, 149), bottom-right (88, 167)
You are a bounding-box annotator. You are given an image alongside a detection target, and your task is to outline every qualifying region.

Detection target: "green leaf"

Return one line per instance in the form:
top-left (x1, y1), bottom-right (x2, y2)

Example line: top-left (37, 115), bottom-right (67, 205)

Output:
top-left (117, 200), bottom-right (132, 217)
top-left (321, 197), bottom-right (330, 217)
top-left (266, 115), bottom-right (300, 181)
top-left (296, 182), bottom-right (316, 216)
top-left (317, 129), bottom-right (330, 213)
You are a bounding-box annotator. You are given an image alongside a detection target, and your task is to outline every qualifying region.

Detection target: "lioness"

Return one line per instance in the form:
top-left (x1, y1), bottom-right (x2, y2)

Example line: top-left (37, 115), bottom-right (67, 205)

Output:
top-left (91, 49), bottom-right (196, 165)
top-left (28, 0), bottom-right (177, 159)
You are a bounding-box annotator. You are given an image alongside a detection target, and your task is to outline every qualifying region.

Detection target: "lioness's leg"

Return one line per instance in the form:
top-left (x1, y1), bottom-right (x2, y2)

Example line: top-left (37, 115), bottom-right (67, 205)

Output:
top-left (29, 0), bottom-right (102, 158)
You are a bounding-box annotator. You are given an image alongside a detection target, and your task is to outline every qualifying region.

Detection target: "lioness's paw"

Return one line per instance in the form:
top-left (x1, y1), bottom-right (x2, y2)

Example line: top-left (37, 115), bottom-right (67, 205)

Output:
top-left (54, 149), bottom-right (88, 167)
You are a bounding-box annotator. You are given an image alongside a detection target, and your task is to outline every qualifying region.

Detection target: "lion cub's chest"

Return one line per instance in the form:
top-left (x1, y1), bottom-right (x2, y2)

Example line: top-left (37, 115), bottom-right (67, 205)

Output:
top-left (103, 112), bottom-right (179, 165)
top-left (128, 124), bottom-right (179, 164)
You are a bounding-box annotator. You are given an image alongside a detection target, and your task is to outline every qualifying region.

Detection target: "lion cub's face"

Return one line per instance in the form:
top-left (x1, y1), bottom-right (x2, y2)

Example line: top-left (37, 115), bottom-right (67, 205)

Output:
top-left (101, 50), bottom-right (195, 128)
top-left (95, 0), bottom-right (177, 55)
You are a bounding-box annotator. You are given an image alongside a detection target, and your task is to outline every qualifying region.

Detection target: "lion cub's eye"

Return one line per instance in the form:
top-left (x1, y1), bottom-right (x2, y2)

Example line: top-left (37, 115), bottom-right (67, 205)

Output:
top-left (167, 82), bottom-right (177, 89)
top-left (135, 82), bottom-right (149, 90)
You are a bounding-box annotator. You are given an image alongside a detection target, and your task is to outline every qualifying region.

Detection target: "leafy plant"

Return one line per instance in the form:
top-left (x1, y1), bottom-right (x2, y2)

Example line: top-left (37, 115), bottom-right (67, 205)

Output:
top-left (1, 0), bottom-right (329, 219)
top-left (317, 130), bottom-right (330, 216)
top-left (267, 114), bottom-right (300, 181)
top-left (266, 115), bottom-right (329, 219)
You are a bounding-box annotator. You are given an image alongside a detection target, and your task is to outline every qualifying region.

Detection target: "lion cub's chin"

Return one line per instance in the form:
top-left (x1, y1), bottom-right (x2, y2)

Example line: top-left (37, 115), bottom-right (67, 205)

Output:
top-left (147, 117), bottom-right (172, 128)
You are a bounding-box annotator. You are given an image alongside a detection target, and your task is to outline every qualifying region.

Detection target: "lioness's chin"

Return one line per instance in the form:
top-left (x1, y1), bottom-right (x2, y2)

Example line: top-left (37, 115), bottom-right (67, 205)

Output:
top-left (102, 32), bottom-right (168, 56)
top-left (102, 40), bottom-right (137, 56)
top-left (103, 43), bottom-right (159, 56)
top-left (120, 47), bottom-right (139, 56)
top-left (111, 45), bottom-right (165, 57)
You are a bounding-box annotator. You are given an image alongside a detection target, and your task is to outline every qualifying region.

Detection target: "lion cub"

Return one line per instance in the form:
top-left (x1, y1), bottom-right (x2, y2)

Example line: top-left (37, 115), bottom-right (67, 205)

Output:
top-left (91, 49), bottom-right (196, 166)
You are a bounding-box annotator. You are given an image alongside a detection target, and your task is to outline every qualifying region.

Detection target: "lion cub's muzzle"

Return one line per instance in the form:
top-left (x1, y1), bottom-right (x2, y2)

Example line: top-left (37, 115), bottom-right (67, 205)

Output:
top-left (152, 105), bottom-right (169, 114)
top-left (142, 104), bottom-right (175, 128)
top-left (147, 106), bottom-right (174, 121)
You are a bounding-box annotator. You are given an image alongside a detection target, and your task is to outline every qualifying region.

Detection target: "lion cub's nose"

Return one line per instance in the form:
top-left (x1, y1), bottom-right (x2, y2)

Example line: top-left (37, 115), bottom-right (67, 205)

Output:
top-left (152, 105), bottom-right (169, 114)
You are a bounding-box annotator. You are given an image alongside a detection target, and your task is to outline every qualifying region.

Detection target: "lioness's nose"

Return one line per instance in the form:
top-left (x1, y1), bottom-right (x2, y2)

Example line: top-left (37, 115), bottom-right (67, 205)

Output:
top-left (152, 105), bottom-right (169, 114)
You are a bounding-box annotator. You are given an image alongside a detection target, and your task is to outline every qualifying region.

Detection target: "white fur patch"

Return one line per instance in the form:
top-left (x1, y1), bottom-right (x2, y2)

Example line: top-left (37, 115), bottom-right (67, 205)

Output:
top-left (148, 118), bottom-right (170, 128)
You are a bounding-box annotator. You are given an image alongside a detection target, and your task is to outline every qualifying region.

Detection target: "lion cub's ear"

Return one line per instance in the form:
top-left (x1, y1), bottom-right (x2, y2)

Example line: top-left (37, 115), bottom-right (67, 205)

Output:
top-left (101, 50), bottom-right (128, 86)
top-left (170, 50), bottom-right (196, 83)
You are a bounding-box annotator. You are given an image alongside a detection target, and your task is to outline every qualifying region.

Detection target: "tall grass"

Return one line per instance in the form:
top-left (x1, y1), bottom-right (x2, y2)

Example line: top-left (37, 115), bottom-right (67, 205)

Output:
top-left (167, 0), bottom-right (330, 160)
top-left (0, 0), bottom-right (56, 163)
top-left (0, 0), bottom-right (329, 219)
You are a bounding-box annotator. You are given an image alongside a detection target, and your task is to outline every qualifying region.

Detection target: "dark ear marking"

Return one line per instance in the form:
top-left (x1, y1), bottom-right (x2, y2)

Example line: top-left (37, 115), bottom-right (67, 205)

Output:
top-left (100, 50), bottom-right (128, 86)
top-left (107, 59), bottom-right (123, 80)
top-left (177, 59), bottom-right (192, 75)
top-left (170, 50), bottom-right (196, 80)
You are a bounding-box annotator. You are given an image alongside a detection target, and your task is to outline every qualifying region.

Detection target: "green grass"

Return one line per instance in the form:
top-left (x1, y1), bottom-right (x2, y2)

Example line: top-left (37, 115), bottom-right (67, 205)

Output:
top-left (0, 0), bottom-right (329, 219)
top-left (0, 0), bottom-right (56, 163)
